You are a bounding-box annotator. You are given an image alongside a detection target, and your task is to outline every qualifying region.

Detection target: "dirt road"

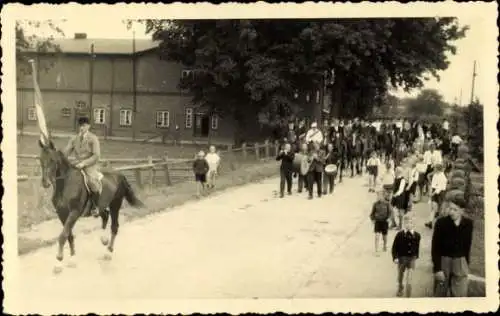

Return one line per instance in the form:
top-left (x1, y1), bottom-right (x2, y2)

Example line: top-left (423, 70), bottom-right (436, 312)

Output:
top-left (14, 175), bottom-right (437, 310)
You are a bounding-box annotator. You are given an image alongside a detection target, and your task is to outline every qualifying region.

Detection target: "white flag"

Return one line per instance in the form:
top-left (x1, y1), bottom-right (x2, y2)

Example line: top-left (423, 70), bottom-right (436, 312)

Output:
top-left (29, 60), bottom-right (50, 143)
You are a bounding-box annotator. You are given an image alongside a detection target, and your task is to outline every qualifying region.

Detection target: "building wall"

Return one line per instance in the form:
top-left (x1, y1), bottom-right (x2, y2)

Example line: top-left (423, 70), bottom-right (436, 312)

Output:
top-left (16, 51), bottom-right (235, 142)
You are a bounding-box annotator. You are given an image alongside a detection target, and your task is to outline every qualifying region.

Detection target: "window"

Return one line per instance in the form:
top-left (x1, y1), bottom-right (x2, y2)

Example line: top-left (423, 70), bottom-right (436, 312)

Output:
top-left (211, 114), bottom-right (219, 130)
top-left (306, 93), bottom-right (310, 102)
top-left (61, 107), bottom-right (71, 117)
top-left (294, 90), bottom-right (299, 99)
top-left (76, 100), bottom-right (87, 110)
top-left (156, 111), bottom-right (170, 128)
top-left (181, 69), bottom-right (194, 80)
top-left (28, 107), bottom-right (37, 121)
top-left (120, 109), bottom-right (133, 126)
top-left (316, 90), bottom-right (320, 103)
top-left (185, 107), bottom-right (193, 128)
top-left (93, 108), bottom-right (106, 124)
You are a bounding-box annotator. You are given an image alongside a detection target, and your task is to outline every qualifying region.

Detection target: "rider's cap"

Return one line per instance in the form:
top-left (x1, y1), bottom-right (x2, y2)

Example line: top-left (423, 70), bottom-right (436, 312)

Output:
top-left (78, 117), bottom-right (90, 125)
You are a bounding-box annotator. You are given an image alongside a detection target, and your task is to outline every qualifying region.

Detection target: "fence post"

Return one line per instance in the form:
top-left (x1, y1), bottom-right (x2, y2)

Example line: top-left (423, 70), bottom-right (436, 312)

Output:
top-left (242, 142), bottom-right (247, 159)
top-left (135, 168), bottom-right (143, 189)
top-left (163, 155), bottom-right (172, 186)
top-left (227, 145), bottom-right (235, 171)
top-left (148, 156), bottom-right (154, 191)
top-left (31, 178), bottom-right (41, 209)
top-left (264, 139), bottom-right (270, 158)
top-left (255, 142), bottom-right (260, 160)
top-left (274, 140), bottom-right (280, 156)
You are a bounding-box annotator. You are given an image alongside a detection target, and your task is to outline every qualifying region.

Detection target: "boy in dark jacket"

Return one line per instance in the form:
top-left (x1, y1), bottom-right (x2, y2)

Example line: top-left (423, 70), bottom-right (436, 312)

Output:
top-left (276, 143), bottom-right (295, 198)
top-left (193, 150), bottom-right (209, 197)
top-left (370, 190), bottom-right (392, 254)
top-left (392, 213), bottom-right (421, 297)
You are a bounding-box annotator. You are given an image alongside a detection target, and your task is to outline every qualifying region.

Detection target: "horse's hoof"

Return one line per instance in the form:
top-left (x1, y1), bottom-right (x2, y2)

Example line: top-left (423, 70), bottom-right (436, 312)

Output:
top-left (100, 235), bottom-right (109, 246)
top-left (53, 261), bottom-right (64, 274)
top-left (66, 256), bottom-right (77, 268)
top-left (56, 254), bottom-right (64, 262)
top-left (102, 252), bottom-right (112, 261)
top-left (107, 246), bottom-right (114, 253)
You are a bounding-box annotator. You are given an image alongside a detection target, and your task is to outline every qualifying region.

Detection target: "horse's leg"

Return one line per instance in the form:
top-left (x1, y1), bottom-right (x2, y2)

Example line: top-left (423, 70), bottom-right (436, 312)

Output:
top-left (54, 209), bottom-right (79, 273)
top-left (100, 208), bottom-right (110, 246)
top-left (107, 198), bottom-right (122, 253)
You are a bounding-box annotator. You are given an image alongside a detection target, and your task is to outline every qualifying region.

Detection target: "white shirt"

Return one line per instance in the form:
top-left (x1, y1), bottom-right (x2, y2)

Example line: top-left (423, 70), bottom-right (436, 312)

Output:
top-left (372, 121), bottom-right (381, 132)
top-left (443, 120), bottom-right (449, 131)
top-left (204, 152), bottom-right (220, 171)
top-left (407, 167), bottom-right (419, 187)
top-left (367, 157), bottom-right (381, 167)
top-left (431, 172), bottom-right (448, 194)
top-left (396, 121), bottom-right (403, 130)
top-left (305, 128), bottom-right (324, 144)
top-left (431, 150), bottom-right (443, 166)
top-left (423, 150), bottom-right (432, 165)
top-left (416, 162), bottom-right (427, 173)
top-left (451, 135), bottom-right (463, 145)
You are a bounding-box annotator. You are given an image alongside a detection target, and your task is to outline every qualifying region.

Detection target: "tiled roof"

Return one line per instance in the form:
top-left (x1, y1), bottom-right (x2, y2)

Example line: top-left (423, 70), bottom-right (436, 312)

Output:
top-left (24, 38), bottom-right (160, 55)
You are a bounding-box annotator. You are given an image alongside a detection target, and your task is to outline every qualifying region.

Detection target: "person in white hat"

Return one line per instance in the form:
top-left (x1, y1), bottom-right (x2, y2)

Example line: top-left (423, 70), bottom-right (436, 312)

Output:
top-left (305, 122), bottom-right (324, 145)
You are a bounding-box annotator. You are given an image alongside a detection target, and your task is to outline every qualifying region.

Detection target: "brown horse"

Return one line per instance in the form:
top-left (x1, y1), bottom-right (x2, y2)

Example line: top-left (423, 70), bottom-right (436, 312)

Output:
top-left (38, 139), bottom-right (145, 273)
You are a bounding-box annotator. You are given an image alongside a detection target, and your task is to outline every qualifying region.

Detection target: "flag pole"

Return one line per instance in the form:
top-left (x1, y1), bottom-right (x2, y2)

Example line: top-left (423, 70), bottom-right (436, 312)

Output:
top-left (29, 59), bottom-right (50, 144)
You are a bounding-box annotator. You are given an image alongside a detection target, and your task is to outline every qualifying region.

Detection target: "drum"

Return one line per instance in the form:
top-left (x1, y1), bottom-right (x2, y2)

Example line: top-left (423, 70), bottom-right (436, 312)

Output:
top-left (325, 164), bottom-right (337, 174)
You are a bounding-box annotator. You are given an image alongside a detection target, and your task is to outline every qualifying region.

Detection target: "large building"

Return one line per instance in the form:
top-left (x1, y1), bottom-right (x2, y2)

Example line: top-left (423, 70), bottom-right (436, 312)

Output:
top-left (17, 33), bottom-right (329, 143)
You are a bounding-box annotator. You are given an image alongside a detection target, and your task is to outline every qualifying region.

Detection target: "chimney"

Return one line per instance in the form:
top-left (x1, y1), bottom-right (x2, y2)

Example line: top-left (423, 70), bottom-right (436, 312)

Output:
top-left (74, 33), bottom-right (87, 40)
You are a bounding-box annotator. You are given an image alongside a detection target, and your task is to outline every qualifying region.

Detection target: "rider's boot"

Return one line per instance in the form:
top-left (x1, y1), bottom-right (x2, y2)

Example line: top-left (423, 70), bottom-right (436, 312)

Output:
top-left (91, 191), bottom-right (102, 217)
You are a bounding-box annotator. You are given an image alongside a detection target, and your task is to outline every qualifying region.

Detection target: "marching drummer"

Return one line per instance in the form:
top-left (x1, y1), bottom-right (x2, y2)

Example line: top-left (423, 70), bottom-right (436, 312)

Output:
top-left (323, 143), bottom-right (340, 195)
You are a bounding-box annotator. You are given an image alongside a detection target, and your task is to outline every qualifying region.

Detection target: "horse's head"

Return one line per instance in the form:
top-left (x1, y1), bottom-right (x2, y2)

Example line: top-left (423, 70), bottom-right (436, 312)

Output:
top-left (38, 139), bottom-right (63, 188)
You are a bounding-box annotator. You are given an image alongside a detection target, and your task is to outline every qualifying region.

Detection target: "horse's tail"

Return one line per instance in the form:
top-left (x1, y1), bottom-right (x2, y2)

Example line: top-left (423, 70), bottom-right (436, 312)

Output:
top-left (120, 175), bottom-right (146, 208)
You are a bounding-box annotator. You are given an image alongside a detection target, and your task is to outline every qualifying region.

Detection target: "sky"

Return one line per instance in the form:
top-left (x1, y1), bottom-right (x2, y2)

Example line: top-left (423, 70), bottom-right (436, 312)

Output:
top-left (23, 15), bottom-right (495, 108)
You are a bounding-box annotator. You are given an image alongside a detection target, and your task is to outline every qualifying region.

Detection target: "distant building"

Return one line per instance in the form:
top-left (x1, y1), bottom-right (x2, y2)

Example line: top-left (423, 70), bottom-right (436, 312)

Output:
top-left (17, 33), bottom-right (327, 143)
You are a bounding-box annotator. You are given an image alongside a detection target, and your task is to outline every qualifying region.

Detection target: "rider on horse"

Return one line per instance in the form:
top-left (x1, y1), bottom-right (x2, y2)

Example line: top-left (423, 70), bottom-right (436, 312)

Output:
top-left (62, 116), bottom-right (103, 217)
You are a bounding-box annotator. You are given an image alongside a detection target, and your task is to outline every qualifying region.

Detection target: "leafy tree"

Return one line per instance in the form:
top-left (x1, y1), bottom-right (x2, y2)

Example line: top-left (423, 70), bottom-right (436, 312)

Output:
top-left (463, 100), bottom-right (484, 161)
top-left (131, 18), bottom-right (467, 138)
top-left (405, 89), bottom-right (446, 117)
top-left (16, 20), bottom-right (64, 78)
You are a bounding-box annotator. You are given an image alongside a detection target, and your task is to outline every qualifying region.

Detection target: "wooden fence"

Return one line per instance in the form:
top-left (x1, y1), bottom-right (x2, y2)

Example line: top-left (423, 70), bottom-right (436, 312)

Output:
top-left (17, 140), bottom-right (281, 210)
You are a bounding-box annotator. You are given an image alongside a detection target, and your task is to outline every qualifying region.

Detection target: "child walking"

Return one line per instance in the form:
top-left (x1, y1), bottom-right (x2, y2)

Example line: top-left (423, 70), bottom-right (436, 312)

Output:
top-left (425, 163), bottom-right (447, 229)
top-left (366, 151), bottom-right (381, 192)
top-left (392, 167), bottom-right (409, 230)
top-left (370, 190), bottom-right (392, 254)
top-left (205, 145), bottom-right (221, 189)
top-left (192, 150), bottom-right (209, 197)
top-left (392, 213), bottom-right (421, 297)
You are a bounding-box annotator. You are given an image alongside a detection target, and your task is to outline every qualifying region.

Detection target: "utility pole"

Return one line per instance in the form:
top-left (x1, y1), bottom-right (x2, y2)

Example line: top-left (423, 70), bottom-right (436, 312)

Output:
top-left (132, 30), bottom-right (137, 140)
top-left (470, 60), bottom-right (477, 104)
top-left (459, 89), bottom-right (462, 107)
top-left (468, 60), bottom-right (477, 138)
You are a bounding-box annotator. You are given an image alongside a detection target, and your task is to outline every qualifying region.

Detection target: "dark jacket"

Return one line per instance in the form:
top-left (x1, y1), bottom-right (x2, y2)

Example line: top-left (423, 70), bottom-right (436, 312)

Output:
top-left (324, 149), bottom-right (340, 165)
top-left (431, 215), bottom-right (474, 273)
top-left (193, 158), bottom-right (209, 175)
top-left (276, 150), bottom-right (295, 172)
top-left (370, 200), bottom-right (391, 221)
top-left (392, 230), bottom-right (421, 261)
top-left (308, 151), bottom-right (325, 173)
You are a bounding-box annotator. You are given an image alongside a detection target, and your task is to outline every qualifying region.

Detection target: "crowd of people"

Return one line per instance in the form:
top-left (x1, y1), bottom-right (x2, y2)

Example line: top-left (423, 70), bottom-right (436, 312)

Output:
top-left (274, 115), bottom-right (472, 298)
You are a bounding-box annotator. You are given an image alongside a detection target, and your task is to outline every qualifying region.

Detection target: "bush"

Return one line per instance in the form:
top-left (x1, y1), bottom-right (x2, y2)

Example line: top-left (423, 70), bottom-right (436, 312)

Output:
top-left (450, 170), bottom-right (466, 178)
top-left (445, 189), bottom-right (465, 201)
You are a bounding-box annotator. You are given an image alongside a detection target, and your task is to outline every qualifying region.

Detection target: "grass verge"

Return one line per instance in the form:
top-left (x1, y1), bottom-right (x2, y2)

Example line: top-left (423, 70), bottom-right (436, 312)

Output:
top-left (18, 160), bottom-right (280, 255)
